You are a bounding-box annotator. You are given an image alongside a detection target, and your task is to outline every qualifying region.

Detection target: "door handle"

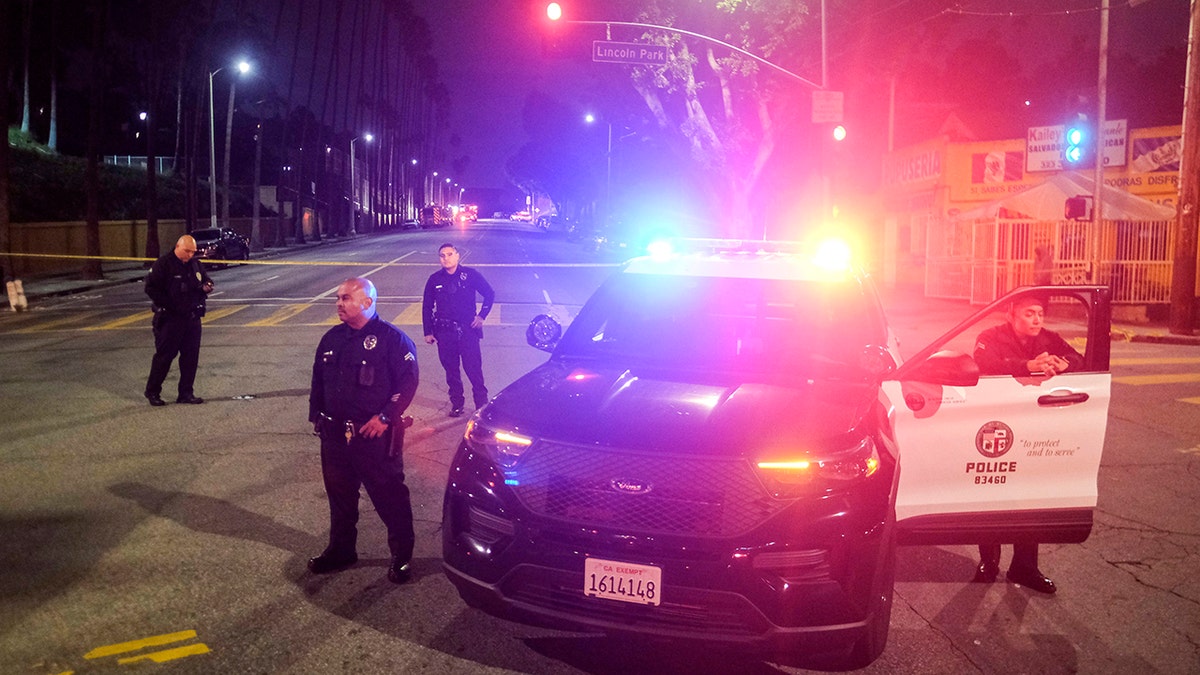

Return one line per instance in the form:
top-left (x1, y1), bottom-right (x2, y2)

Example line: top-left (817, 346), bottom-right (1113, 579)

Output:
top-left (1037, 391), bottom-right (1089, 407)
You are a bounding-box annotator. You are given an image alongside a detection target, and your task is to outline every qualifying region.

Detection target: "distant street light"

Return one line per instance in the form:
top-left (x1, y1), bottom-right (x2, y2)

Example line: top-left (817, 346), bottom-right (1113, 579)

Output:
top-left (208, 60), bottom-right (251, 230)
top-left (349, 133), bottom-right (373, 235)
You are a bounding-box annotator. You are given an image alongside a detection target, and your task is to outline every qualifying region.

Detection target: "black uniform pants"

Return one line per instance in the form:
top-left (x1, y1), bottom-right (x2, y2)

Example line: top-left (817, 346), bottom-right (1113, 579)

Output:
top-left (979, 543), bottom-right (1039, 571)
top-left (318, 424), bottom-right (414, 563)
top-left (145, 314), bottom-right (202, 398)
top-left (435, 327), bottom-right (487, 409)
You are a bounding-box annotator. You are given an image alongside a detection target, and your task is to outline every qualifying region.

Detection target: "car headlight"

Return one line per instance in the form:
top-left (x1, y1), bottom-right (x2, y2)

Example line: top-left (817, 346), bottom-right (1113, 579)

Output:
top-left (754, 437), bottom-right (881, 498)
top-left (465, 418), bottom-right (533, 469)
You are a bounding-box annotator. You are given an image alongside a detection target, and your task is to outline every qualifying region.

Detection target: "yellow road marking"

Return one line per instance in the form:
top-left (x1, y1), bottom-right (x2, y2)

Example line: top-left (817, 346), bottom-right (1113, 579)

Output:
top-left (316, 313), bottom-right (341, 325)
top-left (1112, 357), bottom-right (1200, 366)
top-left (116, 643), bottom-right (210, 664)
top-left (1113, 373), bottom-right (1200, 385)
top-left (1179, 398), bottom-right (1200, 406)
top-left (392, 303), bottom-right (423, 326)
top-left (84, 310), bottom-right (154, 331)
top-left (83, 630), bottom-right (197, 659)
top-left (246, 303), bottom-right (312, 326)
top-left (202, 305), bottom-right (249, 323)
top-left (11, 310), bottom-right (102, 333)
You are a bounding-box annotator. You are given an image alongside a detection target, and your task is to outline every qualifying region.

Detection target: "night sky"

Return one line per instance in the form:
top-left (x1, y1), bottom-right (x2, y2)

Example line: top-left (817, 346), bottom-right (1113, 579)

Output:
top-left (411, 0), bottom-right (1190, 190)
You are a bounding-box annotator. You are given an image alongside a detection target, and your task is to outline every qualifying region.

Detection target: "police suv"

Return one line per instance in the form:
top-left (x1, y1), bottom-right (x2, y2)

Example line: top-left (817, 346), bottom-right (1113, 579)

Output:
top-left (441, 239), bottom-right (1111, 668)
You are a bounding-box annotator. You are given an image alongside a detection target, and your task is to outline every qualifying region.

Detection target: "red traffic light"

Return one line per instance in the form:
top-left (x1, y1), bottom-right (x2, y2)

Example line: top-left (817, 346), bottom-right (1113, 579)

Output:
top-left (547, 3), bottom-right (562, 21)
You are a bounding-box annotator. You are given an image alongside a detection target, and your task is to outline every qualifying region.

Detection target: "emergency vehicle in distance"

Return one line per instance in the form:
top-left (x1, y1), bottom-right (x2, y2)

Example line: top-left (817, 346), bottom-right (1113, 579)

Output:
top-left (441, 238), bottom-right (1112, 668)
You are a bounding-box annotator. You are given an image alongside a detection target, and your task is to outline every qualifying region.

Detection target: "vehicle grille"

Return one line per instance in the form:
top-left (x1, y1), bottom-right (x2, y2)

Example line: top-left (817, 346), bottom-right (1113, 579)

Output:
top-left (510, 441), bottom-right (785, 537)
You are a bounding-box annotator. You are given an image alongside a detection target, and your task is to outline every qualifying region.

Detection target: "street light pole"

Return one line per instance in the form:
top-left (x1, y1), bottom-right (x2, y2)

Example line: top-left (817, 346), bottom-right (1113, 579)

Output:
top-left (349, 133), bottom-right (372, 236)
top-left (207, 60), bottom-right (250, 231)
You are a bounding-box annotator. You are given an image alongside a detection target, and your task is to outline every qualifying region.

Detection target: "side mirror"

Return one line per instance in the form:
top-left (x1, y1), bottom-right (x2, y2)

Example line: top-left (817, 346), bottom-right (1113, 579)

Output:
top-left (903, 350), bottom-right (980, 387)
top-left (526, 314), bottom-right (562, 352)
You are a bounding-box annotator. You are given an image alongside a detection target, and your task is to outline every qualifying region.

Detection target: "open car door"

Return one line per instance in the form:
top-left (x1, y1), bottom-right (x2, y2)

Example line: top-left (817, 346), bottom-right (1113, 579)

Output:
top-left (882, 286), bottom-right (1112, 546)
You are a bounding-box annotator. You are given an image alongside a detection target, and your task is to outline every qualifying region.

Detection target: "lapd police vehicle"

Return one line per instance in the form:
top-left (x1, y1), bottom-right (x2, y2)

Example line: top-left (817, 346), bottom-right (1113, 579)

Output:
top-left (441, 239), bottom-right (1111, 668)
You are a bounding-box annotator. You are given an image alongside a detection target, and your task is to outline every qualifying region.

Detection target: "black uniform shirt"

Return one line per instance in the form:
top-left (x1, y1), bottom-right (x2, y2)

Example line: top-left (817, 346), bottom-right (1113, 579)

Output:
top-left (145, 252), bottom-right (212, 315)
top-left (421, 264), bottom-right (495, 336)
top-left (974, 323), bottom-right (1084, 376)
top-left (309, 315), bottom-right (419, 424)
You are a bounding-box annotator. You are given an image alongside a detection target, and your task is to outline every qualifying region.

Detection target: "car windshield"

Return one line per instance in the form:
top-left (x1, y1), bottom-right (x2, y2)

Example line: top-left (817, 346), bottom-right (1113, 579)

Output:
top-left (557, 272), bottom-right (887, 380)
top-left (192, 229), bottom-right (220, 243)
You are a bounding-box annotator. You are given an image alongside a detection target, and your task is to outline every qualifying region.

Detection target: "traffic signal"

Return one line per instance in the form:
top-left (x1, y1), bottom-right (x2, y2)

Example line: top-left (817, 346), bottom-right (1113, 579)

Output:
top-left (1063, 114), bottom-right (1091, 168)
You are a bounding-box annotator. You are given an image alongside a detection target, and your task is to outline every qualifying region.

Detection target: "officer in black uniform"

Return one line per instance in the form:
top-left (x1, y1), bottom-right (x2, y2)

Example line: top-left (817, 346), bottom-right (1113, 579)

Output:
top-left (308, 277), bottom-right (419, 584)
top-left (422, 242), bottom-right (495, 417)
top-left (971, 293), bottom-right (1083, 595)
top-left (144, 234), bottom-right (213, 406)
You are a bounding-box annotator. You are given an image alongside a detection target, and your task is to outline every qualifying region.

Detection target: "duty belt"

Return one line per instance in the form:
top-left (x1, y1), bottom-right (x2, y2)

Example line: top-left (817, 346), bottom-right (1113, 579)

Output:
top-left (318, 412), bottom-right (414, 444)
top-left (318, 412), bottom-right (362, 443)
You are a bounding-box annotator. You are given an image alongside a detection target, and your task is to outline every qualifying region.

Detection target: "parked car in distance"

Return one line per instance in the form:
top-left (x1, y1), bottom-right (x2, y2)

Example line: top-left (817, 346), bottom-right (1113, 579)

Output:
top-left (192, 227), bottom-right (249, 266)
top-left (400, 218), bottom-right (420, 230)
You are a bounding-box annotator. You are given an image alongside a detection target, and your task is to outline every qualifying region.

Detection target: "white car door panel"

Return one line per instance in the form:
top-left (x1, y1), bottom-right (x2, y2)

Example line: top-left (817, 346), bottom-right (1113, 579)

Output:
top-left (885, 371), bottom-right (1109, 523)
top-left (884, 286), bottom-right (1112, 546)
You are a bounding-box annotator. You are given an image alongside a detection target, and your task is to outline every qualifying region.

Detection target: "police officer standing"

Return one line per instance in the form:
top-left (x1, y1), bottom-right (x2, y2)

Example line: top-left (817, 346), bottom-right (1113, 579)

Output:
top-left (971, 293), bottom-right (1083, 594)
top-left (144, 234), bottom-right (213, 406)
top-left (309, 277), bottom-right (419, 584)
top-left (422, 243), bottom-right (495, 417)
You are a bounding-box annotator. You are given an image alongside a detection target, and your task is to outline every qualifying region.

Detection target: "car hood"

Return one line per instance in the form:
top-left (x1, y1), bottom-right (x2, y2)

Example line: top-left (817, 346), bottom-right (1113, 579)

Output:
top-left (480, 359), bottom-right (878, 456)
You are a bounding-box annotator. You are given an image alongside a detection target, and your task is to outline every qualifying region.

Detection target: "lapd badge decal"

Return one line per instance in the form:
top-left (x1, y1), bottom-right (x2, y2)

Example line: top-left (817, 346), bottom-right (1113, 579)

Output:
top-left (196, 271), bottom-right (202, 281)
top-left (975, 421), bottom-right (1014, 458)
top-left (363, 335), bottom-right (378, 350)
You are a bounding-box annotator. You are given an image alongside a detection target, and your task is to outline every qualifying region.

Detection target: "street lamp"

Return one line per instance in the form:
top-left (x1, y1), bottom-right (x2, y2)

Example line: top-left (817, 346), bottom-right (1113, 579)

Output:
top-left (349, 132), bottom-right (373, 235)
top-left (208, 59), bottom-right (251, 229)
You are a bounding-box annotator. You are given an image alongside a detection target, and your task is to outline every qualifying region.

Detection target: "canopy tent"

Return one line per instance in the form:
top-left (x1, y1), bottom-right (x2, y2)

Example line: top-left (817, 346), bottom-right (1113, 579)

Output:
top-left (955, 171), bottom-right (1176, 222)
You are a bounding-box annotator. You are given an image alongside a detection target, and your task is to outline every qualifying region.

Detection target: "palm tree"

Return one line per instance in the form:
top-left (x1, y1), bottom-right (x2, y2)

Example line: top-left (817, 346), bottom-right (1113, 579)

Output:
top-left (82, 0), bottom-right (109, 280)
top-left (0, 0), bottom-right (13, 286)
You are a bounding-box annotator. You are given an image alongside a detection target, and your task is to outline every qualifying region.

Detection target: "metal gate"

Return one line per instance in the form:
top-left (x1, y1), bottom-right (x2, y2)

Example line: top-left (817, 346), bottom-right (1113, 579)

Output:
top-left (926, 217), bottom-right (1173, 304)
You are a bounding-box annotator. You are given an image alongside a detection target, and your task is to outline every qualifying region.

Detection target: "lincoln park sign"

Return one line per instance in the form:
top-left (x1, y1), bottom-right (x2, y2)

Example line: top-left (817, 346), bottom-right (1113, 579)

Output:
top-left (592, 40), bottom-right (669, 65)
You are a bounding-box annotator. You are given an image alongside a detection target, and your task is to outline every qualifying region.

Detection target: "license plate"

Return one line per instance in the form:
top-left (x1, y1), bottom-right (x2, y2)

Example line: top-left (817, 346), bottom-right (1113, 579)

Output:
top-left (583, 557), bottom-right (662, 606)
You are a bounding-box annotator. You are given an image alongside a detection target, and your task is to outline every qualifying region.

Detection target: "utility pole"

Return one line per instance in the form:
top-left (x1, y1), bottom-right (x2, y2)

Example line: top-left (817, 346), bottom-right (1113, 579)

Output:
top-left (1170, 0), bottom-right (1200, 335)
top-left (1092, 0), bottom-right (1108, 283)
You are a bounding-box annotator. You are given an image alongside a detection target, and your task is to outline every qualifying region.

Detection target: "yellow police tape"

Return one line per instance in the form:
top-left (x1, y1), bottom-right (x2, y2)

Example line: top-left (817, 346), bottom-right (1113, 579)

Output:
top-left (0, 252), bottom-right (620, 268)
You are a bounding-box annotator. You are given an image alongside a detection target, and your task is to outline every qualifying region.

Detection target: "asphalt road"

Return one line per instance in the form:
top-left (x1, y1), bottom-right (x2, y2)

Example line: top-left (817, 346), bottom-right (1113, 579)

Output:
top-left (0, 222), bottom-right (1197, 674)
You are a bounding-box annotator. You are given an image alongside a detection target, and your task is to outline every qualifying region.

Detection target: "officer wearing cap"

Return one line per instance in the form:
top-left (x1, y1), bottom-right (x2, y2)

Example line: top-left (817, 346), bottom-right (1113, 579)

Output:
top-left (143, 234), bottom-right (213, 407)
top-left (971, 293), bottom-right (1083, 594)
top-left (308, 277), bottom-right (419, 584)
top-left (422, 243), bottom-right (495, 417)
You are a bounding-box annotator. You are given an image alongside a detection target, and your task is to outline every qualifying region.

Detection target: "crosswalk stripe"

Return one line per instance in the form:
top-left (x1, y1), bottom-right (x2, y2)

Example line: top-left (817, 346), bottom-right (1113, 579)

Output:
top-left (392, 303), bottom-right (423, 326)
top-left (245, 303), bottom-right (312, 326)
top-left (202, 305), bottom-right (249, 323)
top-left (85, 310), bottom-right (154, 331)
top-left (12, 310), bottom-right (103, 333)
top-left (1113, 373), bottom-right (1200, 385)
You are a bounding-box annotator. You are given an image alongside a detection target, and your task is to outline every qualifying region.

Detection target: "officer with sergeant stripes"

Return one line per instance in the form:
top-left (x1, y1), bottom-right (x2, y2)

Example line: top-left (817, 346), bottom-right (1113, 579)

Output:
top-left (308, 277), bottom-right (419, 584)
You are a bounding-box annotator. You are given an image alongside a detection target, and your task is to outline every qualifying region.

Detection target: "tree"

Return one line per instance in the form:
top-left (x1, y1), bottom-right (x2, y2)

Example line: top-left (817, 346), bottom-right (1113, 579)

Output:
top-left (82, 0), bottom-right (109, 280)
top-left (611, 0), bottom-right (826, 238)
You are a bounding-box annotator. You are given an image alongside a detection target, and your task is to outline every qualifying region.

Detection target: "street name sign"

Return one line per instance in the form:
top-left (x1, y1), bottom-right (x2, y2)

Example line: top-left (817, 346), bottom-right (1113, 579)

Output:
top-left (592, 41), bottom-right (669, 65)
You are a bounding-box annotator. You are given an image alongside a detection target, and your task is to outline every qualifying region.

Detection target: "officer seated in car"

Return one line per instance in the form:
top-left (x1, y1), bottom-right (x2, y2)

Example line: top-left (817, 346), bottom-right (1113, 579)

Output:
top-left (971, 293), bottom-right (1083, 594)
